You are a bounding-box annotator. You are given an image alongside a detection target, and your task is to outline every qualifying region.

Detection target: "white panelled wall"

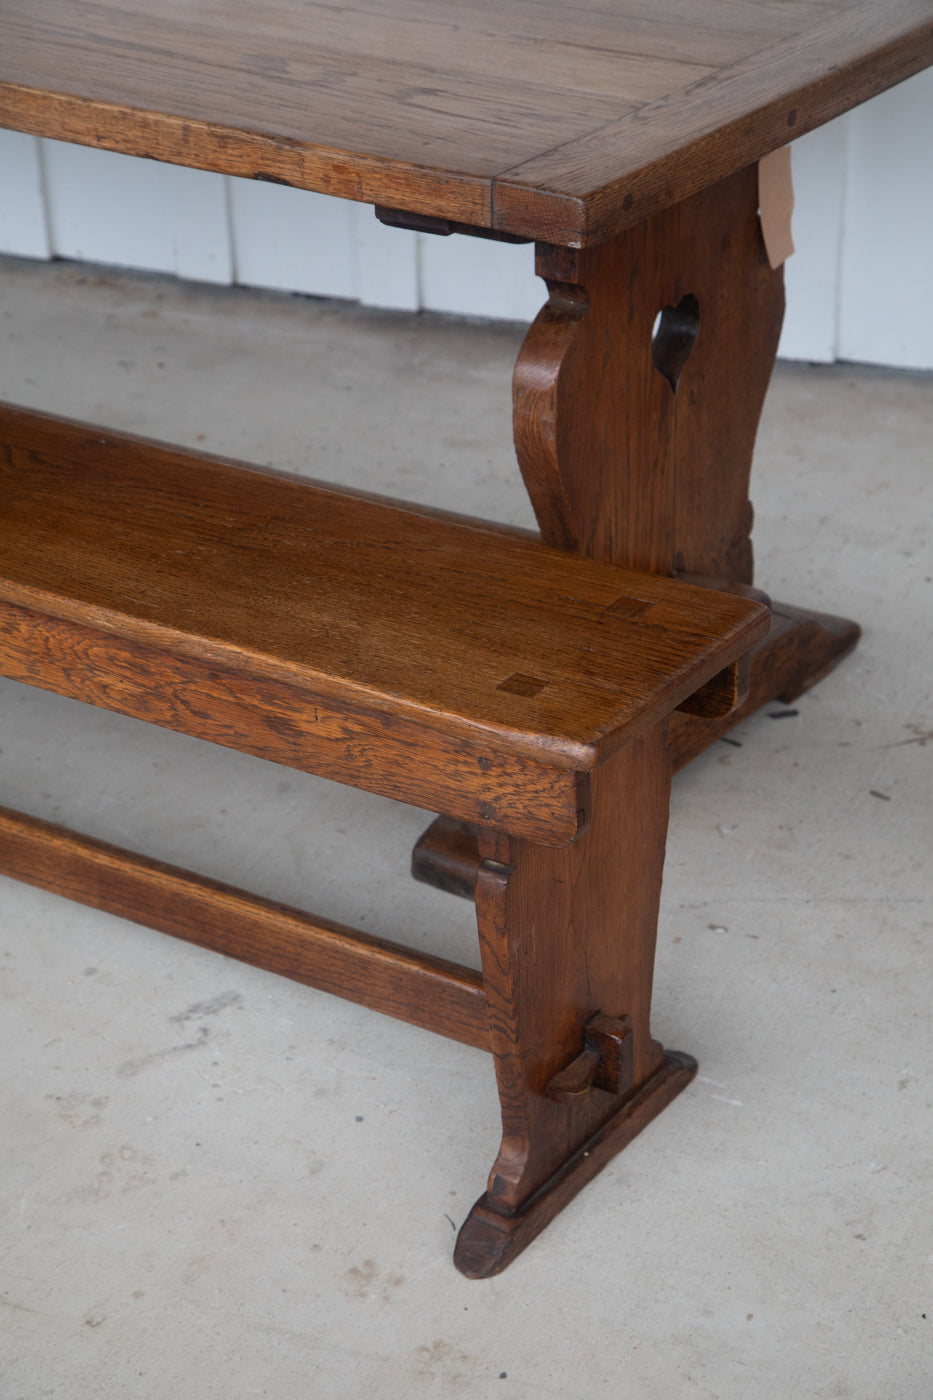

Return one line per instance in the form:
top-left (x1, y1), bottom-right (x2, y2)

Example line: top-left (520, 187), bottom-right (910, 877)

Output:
top-left (1, 67), bottom-right (932, 367)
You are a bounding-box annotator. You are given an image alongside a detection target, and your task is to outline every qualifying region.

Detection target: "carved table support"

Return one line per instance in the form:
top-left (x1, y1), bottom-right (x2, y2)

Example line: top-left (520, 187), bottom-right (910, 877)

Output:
top-left (415, 164), bottom-right (859, 898)
top-left (515, 163), bottom-right (780, 579)
top-left (518, 162), bottom-right (858, 692)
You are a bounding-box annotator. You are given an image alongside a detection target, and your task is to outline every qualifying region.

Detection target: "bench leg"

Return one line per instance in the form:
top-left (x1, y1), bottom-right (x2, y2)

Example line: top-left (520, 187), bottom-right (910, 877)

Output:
top-left (455, 726), bottom-right (695, 1277)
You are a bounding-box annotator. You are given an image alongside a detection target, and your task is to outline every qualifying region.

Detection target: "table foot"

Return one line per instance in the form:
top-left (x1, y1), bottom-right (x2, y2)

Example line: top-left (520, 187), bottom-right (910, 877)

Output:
top-left (454, 1050), bottom-right (697, 1278)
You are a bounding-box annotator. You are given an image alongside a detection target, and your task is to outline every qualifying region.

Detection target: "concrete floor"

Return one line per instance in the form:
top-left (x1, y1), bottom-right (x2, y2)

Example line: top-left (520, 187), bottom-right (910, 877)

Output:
top-left (0, 256), bottom-right (930, 1399)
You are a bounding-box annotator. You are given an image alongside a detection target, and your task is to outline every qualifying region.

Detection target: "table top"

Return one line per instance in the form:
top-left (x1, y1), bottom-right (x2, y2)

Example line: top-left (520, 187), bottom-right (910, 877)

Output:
top-left (1, 0), bottom-right (931, 246)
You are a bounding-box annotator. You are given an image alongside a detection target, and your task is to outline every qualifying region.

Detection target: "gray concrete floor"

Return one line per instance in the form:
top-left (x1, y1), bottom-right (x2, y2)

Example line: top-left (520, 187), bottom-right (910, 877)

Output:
top-left (0, 256), bottom-right (930, 1399)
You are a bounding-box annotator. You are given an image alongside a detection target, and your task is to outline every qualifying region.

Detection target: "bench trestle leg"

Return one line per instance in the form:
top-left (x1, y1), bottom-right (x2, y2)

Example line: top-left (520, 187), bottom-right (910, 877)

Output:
top-left (456, 726), bottom-right (696, 1277)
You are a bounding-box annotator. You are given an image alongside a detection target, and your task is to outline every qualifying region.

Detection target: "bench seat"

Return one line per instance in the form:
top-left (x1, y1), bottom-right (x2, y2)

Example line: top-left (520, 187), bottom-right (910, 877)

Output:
top-left (0, 400), bottom-right (769, 1277)
top-left (0, 403), bottom-right (766, 844)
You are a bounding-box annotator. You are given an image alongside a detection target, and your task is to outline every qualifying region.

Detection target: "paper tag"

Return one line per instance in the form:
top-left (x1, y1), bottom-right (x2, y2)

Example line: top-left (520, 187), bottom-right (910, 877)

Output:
top-left (758, 146), bottom-right (795, 269)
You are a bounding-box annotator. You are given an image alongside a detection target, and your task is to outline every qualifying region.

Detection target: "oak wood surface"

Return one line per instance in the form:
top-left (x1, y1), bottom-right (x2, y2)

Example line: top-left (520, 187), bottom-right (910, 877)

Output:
top-left (666, 600), bottom-right (861, 766)
top-left (412, 163), bottom-right (862, 897)
top-left (0, 404), bottom-right (768, 787)
top-left (0, 0), bottom-right (930, 244)
top-left (0, 804), bottom-right (492, 1050)
top-left (0, 598), bottom-right (590, 846)
top-left (475, 731), bottom-right (672, 1209)
top-left (514, 166), bottom-right (785, 579)
top-left (413, 601), bottom-right (862, 903)
top-left (455, 1052), bottom-right (697, 1277)
top-left (456, 727), bottom-right (693, 1274)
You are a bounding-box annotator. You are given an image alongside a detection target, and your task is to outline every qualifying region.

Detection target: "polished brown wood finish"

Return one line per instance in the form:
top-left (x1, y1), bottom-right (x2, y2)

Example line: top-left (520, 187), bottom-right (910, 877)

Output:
top-left (411, 817), bottom-right (483, 901)
top-left (457, 730), bottom-right (693, 1277)
top-left (666, 600), bottom-right (861, 767)
top-left (412, 162), bottom-right (859, 896)
top-left (415, 601), bottom-right (862, 903)
top-left (0, 405), bottom-right (767, 799)
top-left (0, 806), bottom-right (492, 1050)
top-left (676, 656), bottom-right (750, 721)
top-left (515, 165), bottom-right (784, 579)
top-left (493, 2), bottom-right (933, 245)
top-left (512, 165), bottom-right (861, 708)
top-left (456, 1051), bottom-right (697, 1276)
top-left (0, 598), bottom-right (590, 848)
top-left (3, 0), bottom-right (924, 1277)
top-left (0, 404), bottom-right (766, 1273)
top-left (1, 1), bottom-right (931, 245)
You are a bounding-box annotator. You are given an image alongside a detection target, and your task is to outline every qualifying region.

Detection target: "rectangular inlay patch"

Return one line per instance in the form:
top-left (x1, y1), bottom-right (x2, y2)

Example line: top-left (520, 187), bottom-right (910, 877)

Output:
top-left (497, 673), bottom-right (548, 698)
top-left (601, 596), bottom-right (655, 621)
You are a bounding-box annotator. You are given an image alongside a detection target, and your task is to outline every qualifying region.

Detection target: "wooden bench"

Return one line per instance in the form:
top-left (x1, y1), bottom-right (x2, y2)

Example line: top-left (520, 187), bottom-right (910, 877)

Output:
top-left (0, 402), bottom-right (768, 1275)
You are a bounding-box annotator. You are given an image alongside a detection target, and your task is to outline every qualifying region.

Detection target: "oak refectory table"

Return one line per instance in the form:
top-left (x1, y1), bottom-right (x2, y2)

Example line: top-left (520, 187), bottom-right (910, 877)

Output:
top-left (0, 1), bottom-right (931, 1275)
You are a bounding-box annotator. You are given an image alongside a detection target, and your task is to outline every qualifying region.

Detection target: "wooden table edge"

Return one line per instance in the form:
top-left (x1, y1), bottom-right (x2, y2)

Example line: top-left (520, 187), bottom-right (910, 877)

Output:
top-left (2, 1), bottom-right (931, 248)
top-left (491, 4), bottom-right (933, 244)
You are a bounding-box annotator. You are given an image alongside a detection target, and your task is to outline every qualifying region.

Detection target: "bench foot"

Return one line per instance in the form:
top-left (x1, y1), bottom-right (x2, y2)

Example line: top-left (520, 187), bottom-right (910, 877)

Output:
top-left (455, 1050), bottom-right (697, 1278)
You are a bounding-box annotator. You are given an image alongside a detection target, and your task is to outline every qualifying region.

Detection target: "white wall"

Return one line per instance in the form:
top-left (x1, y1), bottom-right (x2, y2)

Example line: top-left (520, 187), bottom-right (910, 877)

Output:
top-left (2, 68), bottom-right (932, 368)
top-left (778, 65), bottom-right (933, 370)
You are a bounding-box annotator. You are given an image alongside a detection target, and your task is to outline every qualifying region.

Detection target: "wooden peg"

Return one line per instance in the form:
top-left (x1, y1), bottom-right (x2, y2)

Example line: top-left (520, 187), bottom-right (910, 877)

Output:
top-left (546, 1013), bottom-right (634, 1103)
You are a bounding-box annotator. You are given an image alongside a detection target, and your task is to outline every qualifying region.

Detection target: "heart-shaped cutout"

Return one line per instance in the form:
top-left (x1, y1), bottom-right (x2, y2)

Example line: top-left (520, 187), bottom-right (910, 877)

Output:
top-left (651, 293), bottom-right (700, 392)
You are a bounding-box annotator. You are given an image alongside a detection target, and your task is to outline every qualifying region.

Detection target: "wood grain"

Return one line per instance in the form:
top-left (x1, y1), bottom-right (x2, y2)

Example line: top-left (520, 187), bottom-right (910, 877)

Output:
top-left (0, 403), bottom-right (748, 1272)
top-left (514, 166), bottom-right (785, 582)
top-left (0, 404), bottom-right (769, 783)
top-left (0, 0), bottom-right (905, 1279)
top-left (494, 0), bottom-right (933, 243)
top-left (455, 1051), bottom-right (697, 1277)
top-left (413, 601), bottom-right (862, 903)
top-left (455, 728), bottom-right (694, 1274)
top-left (0, 0), bottom-right (930, 244)
top-left (666, 600), bottom-right (861, 766)
top-left (0, 597), bottom-right (590, 847)
top-left (0, 805), bottom-right (492, 1049)
top-left (474, 731), bottom-right (670, 1209)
